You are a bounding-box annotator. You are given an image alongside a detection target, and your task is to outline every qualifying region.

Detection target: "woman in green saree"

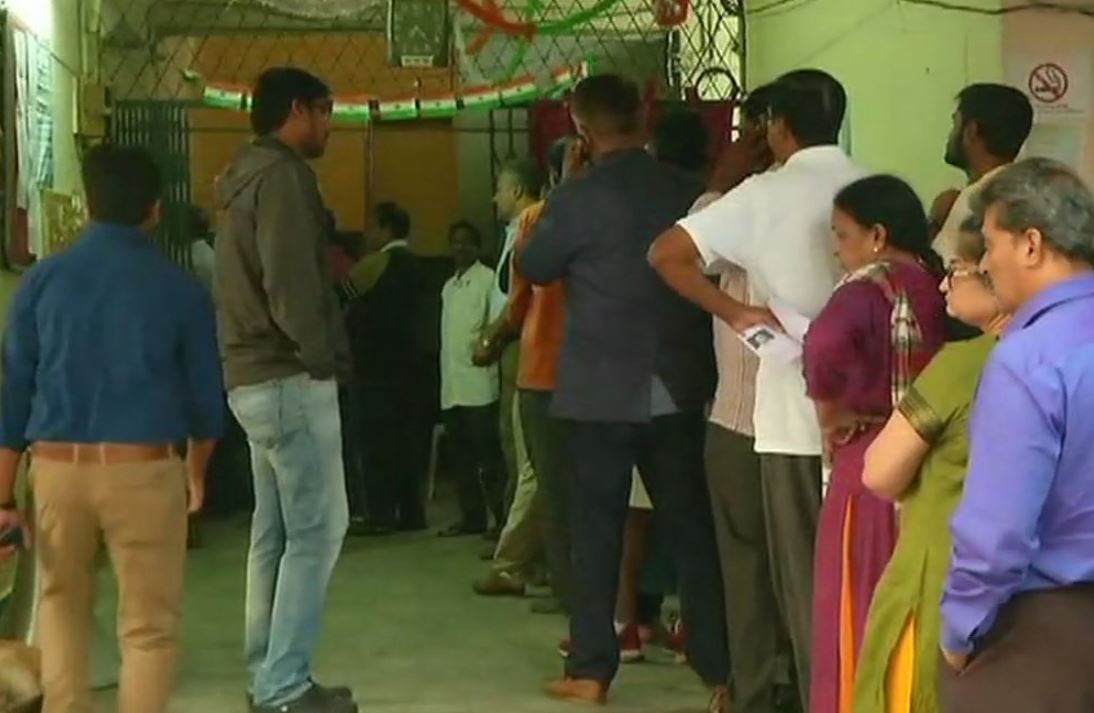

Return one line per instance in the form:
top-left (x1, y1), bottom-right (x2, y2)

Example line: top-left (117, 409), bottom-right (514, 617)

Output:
top-left (852, 219), bottom-right (1008, 713)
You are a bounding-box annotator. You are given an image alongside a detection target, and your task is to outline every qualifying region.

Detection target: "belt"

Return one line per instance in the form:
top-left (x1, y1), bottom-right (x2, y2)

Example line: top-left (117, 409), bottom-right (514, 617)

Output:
top-left (32, 442), bottom-right (177, 465)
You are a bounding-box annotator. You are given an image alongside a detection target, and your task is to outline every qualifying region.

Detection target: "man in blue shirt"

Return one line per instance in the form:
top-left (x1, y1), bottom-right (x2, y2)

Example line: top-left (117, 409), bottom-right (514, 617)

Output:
top-left (940, 158), bottom-right (1094, 713)
top-left (0, 144), bottom-right (224, 713)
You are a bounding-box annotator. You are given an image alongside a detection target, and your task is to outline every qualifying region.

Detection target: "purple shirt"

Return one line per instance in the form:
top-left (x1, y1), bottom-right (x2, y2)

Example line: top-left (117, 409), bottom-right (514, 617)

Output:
top-left (941, 273), bottom-right (1094, 654)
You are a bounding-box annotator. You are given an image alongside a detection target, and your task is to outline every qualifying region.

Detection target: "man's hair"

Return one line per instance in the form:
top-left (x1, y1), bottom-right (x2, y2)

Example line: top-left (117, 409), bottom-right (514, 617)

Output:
top-left (82, 144), bottom-right (162, 227)
top-left (250, 67), bottom-right (331, 136)
top-left (375, 202), bottom-right (411, 241)
top-left (571, 74), bottom-right (642, 135)
top-left (449, 220), bottom-right (483, 246)
top-left (957, 84), bottom-right (1033, 161)
top-left (501, 158), bottom-right (545, 200)
top-left (972, 157), bottom-right (1094, 263)
top-left (767, 69), bottom-right (846, 146)
top-left (740, 83), bottom-right (774, 124)
top-left (651, 109), bottom-right (710, 174)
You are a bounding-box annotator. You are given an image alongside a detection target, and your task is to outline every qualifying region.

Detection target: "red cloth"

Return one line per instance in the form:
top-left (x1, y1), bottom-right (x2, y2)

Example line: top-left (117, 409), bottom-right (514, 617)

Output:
top-left (328, 245), bottom-right (354, 282)
top-left (528, 98), bottom-right (736, 175)
top-left (528, 100), bottom-right (574, 171)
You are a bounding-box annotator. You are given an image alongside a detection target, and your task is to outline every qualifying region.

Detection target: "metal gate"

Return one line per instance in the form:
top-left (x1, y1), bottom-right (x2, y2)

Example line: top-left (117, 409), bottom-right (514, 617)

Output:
top-left (112, 100), bottom-right (193, 266)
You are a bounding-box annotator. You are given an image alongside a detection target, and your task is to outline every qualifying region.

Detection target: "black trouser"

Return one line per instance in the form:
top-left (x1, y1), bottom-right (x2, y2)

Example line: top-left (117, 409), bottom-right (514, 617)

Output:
top-left (359, 380), bottom-right (429, 529)
top-left (706, 424), bottom-right (780, 713)
top-left (519, 389), bottom-right (571, 610)
top-left (444, 404), bottom-right (506, 530)
top-left (338, 386), bottom-right (368, 520)
top-left (565, 413), bottom-right (728, 687)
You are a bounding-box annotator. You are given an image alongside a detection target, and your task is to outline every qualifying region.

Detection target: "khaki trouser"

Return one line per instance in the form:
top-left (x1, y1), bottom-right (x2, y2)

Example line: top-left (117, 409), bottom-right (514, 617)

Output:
top-left (492, 391), bottom-right (541, 576)
top-left (498, 343), bottom-right (521, 512)
top-left (33, 456), bottom-right (187, 713)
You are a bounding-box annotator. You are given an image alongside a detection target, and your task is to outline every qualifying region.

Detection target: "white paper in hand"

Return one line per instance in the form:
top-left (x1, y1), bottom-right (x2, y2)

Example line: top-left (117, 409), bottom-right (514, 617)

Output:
top-left (734, 297), bottom-right (813, 365)
top-left (738, 326), bottom-right (802, 364)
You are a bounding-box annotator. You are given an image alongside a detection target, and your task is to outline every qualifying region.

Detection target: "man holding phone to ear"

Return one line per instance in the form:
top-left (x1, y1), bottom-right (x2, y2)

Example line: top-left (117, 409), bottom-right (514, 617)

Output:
top-left (519, 73), bottom-right (729, 712)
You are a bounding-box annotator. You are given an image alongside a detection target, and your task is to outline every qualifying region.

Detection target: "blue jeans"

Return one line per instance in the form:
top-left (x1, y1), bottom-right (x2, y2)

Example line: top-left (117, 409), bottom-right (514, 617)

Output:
top-left (228, 375), bottom-right (350, 707)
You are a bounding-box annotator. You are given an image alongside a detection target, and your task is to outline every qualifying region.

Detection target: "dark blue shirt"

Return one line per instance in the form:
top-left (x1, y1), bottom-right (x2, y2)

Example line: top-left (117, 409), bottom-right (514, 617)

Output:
top-left (0, 223), bottom-right (224, 448)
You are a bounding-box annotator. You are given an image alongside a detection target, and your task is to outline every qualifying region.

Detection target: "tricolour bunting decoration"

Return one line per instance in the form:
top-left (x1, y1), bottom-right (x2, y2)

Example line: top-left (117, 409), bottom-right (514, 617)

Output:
top-left (195, 58), bottom-right (595, 122)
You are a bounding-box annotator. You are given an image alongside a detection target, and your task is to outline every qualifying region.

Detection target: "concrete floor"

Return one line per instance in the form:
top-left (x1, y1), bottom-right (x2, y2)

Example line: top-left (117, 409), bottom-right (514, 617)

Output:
top-left (0, 267), bottom-right (706, 712)
top-left (92, 518), bottom-right (708, 713)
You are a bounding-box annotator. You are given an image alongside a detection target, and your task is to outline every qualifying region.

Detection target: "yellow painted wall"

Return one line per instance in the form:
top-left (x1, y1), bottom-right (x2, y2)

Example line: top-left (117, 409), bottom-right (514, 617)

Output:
top-left (184, 34), bottom-right (462, 256)
top-left (747, 0), bottom-right (1004, 199)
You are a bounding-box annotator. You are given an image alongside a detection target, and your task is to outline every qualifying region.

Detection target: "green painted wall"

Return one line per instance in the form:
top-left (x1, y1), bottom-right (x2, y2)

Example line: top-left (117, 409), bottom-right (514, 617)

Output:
top-left (746, 0), bottom-right (1004, 201)
top-left (50, 0), bottom-right (83, 197)
top-left (7, 0), bottom-right (83, 197)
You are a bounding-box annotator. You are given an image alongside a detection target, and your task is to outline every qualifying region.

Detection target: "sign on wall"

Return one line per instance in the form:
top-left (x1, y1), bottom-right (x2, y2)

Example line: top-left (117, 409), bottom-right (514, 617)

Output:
top-left (1005, 49), bottom-right (1092, 173)
top-left (388, 0), bottom-right (449, 68)
top-left (1005, 49), bottom-right (1092, 121)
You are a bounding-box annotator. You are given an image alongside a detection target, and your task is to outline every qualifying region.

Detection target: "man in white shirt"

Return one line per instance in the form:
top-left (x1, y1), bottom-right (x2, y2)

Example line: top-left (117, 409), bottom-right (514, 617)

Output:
top-left (933, 83), bottom-right (1032, 261)
top-left (439, 221), bottom-right (505, 536)
top-left (649, 69), bottom-right (866, 713)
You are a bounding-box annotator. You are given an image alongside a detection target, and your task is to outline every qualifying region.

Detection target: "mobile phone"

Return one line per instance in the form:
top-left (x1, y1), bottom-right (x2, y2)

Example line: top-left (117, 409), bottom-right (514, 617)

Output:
top-left (0, 525), bottom-right (24, 549)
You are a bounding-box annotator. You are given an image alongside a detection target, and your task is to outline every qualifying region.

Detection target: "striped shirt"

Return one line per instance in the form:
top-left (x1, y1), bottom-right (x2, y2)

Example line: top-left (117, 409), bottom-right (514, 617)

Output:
top-left (709, 266), bottom-right (758, 436)
top-left (689, 191), bottom-right (758, 436)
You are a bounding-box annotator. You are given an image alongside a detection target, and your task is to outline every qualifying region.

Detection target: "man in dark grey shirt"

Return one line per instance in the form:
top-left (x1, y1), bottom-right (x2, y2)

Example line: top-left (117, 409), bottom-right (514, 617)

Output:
top-left (215, 67), bottom-right (355, 713)
top-left (520, 74), bottom-right (729, 711)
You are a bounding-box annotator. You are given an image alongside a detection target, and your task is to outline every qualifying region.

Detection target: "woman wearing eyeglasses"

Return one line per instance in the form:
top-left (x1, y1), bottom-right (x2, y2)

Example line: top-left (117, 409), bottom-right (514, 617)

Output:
top-left (803, 175), bottom-right (948, 713)
top-left (852, 216), bottom-right (1007, 713)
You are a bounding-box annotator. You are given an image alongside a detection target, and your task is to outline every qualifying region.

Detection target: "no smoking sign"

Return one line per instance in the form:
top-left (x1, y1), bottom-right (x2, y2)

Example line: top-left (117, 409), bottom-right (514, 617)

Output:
top-left (1028, 62), bottom-right (1070, 105)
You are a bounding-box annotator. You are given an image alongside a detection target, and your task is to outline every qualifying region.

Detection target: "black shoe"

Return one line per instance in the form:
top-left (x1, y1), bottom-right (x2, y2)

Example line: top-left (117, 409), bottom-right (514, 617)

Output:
top-left (348, 520), bottom-right (393, 537)
top-left (396, 518), bottom-right (428, 533)
top-left (251, 684), bottom-right (357, 713)
top-left (310, 680), bottom-right (353, 700)
top-left (438, 522), bottom-right (486, 538)
top-left (530, 597), bottom-right (565, 615)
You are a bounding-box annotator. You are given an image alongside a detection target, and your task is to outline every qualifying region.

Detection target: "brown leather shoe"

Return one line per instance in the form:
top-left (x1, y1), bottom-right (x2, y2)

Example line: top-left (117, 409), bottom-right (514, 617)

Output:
top-left (708, 685), bottom-right (729, 713)
top-left (544, 677), bottom-right (608, 705)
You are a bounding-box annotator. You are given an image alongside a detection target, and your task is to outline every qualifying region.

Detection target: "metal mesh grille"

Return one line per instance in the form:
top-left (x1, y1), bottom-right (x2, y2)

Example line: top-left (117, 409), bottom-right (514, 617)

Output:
top-left (92, 0), bottom-right (743, 103)
top-left (112, 100), bottom-right (193, 265)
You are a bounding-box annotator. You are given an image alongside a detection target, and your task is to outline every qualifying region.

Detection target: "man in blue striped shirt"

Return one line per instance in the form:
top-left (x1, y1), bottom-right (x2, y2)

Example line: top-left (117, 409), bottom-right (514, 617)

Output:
top-left (0, 144), bottom-right (224, 713)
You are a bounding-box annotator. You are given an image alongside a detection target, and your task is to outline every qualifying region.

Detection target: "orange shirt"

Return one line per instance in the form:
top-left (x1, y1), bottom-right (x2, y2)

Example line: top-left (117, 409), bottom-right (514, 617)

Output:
top-left (507, 202), bottom-right (565, 391)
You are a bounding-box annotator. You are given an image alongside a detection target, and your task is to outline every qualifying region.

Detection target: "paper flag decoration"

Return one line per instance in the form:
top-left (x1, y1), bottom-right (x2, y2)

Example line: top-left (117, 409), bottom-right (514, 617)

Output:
top-left (333, 95), bottom-right (373, 123)
top-left (379, 96), bottom-right (420, 121)
top-left (203, 83), bottom-right (248, 110)
top-left (549, 60), bottom-right (593, 96)
top-left (461, 85), bottom-right (503, 112)
top-left (419, 94), bottom-right (459, 119)
top-left (500, 75), bottom-right (539, 106)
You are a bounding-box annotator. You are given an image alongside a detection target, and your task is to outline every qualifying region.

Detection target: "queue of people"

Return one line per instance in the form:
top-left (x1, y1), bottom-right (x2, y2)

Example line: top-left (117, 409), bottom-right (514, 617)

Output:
top-left (647, 69), bottom-right (1094, 713)
top-left (2, 58), bottom-right (1094, 713)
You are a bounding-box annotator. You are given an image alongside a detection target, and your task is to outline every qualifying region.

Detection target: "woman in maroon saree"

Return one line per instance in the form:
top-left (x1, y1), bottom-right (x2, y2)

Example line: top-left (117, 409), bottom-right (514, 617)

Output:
top-left (803, 175), bottom-right (948, 713)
